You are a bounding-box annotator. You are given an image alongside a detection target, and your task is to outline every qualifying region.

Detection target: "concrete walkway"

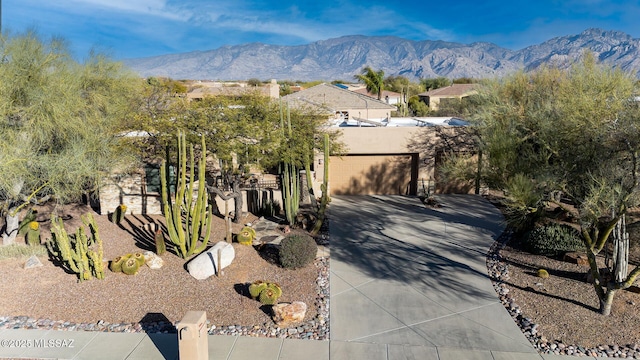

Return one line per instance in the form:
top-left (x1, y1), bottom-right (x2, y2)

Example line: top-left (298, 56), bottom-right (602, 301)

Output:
top-left (0, 195), bottom-right (602, 359)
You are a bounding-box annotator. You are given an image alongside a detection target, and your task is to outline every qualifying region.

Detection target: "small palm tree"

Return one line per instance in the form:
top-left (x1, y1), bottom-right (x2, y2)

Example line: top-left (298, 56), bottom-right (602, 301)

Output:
top-left (354, 66), bottom-right (384, 101)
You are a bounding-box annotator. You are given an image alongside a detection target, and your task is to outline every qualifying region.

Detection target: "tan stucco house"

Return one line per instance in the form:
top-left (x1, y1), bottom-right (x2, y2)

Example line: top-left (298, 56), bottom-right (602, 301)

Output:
top-left (418, 84), bottom-right (478, 111)
top-left (281, 83), bottom-right (396, 125)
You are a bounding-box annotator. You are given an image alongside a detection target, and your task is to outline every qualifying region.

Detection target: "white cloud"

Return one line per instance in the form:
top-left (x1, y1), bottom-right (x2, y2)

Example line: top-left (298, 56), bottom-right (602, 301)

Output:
top-left (44, 0), bottom-right (190, 21)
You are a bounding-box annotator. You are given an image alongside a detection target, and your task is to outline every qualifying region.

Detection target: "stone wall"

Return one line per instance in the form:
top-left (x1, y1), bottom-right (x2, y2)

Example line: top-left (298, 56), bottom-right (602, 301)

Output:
top-left (99, 171), bottom-right (286, 217)
top-left (99, 172), bottom-right (162, 215)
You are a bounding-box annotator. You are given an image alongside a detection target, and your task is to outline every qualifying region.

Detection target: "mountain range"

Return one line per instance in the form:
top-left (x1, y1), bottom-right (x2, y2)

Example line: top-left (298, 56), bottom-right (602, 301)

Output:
top-left (122, 28), bottom-right (640, 81)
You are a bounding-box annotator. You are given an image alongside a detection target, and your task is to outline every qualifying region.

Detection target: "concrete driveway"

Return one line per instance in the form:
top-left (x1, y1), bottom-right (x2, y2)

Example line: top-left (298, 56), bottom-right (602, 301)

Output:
top-left (329, 195), bottom-right (539, 359)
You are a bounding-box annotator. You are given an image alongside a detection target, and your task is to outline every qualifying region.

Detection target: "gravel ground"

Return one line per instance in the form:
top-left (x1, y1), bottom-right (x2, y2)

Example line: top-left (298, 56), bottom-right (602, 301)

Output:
top-left (489, 230), bottom-right (640, 358)
top-left (0, 203), bottom-right (330, 340)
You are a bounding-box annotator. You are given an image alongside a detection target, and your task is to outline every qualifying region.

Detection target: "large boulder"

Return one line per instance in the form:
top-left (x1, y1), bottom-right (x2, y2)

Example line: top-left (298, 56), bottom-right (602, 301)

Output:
top-left (272, 301), bottom-right (307, 327)
top-left (187, 242), bottom-right (235, 280)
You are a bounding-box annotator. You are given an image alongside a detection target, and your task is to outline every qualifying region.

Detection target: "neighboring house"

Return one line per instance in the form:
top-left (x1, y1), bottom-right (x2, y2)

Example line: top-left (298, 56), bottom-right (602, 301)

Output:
top-left (418, 84), bottom-right (478, 111)
top-left (187, 79), bottom-right (280, 101)
top-left (281, 83), bottom-right (396, 125)
top-left (352, 88), bottom-right (403, 105)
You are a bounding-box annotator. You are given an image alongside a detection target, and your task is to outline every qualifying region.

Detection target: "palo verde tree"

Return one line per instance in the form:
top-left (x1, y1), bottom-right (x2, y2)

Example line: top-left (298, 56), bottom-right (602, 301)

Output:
top-left (471, 53), bottom-right (640, 315)
top-left (0, 31), bottom-right (139, 245)
top-left (354, 66), bottom-right (385, 101)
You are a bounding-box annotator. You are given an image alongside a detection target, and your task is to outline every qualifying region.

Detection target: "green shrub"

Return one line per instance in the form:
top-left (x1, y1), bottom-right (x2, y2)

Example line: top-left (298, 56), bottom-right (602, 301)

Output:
top-left (525, 223), bottom-right (584, 256)
top-left (279, 234), bottom-right (317, 269)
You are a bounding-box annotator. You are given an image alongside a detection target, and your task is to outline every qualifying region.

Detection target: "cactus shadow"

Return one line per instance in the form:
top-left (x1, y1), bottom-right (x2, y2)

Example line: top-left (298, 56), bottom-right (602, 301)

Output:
top-left (259, 304), bottom-right (274, 318)
top-left (46, 251), bottom-right (83, 277)
top-left (254, 244), bottom-right (280, 266)
top-left (121, 215), bottom-right (181, 256)
top-left (234, 282), bottom-right (253, 299)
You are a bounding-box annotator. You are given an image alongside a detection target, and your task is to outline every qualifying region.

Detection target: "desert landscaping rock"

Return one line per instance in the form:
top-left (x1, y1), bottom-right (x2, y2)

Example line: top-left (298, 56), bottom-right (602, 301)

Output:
top-left (23, 255), bottom-right (43, 269)
top-left (272, 301), bottom-right (307, 328)
top-left (562, 251), bottom-right (590, 266)
top-left (143, 251), bottom-right (164, 269)
top-left (187, 241), bottom-right (235, 280)
top-left (0, 256), bottom-right (330, 340)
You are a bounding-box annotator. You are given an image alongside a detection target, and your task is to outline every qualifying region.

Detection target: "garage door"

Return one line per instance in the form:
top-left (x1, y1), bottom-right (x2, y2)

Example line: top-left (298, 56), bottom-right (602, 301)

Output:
top-left (329, 154), bottom-right (418, 195)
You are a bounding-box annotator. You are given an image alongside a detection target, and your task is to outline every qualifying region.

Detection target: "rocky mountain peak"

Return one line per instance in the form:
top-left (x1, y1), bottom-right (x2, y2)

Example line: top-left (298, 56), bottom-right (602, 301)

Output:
top-left (123, 29), bottom-right (640, 81)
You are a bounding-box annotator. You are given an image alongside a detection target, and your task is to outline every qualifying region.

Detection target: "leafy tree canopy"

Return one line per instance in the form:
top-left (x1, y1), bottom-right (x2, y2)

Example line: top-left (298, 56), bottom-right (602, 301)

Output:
top-left (0, 31), bottom-right (141, 244)
top-left (465, 53), bottom-right (640, 314)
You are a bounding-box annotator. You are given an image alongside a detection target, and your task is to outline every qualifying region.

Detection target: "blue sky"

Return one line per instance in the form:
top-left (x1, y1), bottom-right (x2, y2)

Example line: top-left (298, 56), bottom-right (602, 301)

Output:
top-left (6, 0), bottom-right (640, 59)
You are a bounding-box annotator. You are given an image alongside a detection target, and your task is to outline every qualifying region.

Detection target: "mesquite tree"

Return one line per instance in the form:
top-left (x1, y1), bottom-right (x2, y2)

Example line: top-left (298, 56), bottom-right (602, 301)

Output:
top-left (468, 53), bottom-right (640, 315)
top-left (0, 31), bottom-right (138, 245)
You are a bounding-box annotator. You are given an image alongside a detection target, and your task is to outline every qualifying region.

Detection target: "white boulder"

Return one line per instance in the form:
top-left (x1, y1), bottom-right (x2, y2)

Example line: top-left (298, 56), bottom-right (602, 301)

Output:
top-left (187, 242), bottom-right (235, 280)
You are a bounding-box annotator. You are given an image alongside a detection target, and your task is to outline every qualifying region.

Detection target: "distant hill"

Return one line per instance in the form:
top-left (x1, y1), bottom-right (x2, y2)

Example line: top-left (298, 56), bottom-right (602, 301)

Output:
top-left (122, 28), bottom-right (640, 81)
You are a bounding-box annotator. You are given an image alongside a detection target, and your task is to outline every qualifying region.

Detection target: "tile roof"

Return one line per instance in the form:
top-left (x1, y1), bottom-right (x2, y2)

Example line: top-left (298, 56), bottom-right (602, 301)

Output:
top-left (418, 83), bottom-right (478, 97)
top-left (352, 88), bottom-right (402, 99)
top-left (281, 83), bottom-right (396, 112)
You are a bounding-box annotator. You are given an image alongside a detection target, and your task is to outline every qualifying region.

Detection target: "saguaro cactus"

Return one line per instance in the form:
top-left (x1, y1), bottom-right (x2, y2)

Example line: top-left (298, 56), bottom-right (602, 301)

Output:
top-left (160, 132), bottom-right (213, 258)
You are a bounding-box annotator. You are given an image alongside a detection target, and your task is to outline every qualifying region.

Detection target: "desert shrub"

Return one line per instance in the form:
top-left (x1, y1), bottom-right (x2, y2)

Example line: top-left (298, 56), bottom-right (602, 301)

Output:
top-left (279, 234), bottom-right (317, 269)
top-left (524, 223), bottom-right (584, 256)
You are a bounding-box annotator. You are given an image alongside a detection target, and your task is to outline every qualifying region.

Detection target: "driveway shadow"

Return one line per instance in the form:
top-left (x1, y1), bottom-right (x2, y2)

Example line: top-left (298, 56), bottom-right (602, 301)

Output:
top-left (330, 194), bottom-right (507, 302)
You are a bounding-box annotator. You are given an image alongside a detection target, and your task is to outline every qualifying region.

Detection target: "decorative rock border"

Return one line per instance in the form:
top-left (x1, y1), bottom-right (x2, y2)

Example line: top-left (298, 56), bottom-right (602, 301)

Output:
top-left (487, 230), bottom-right (640, 358)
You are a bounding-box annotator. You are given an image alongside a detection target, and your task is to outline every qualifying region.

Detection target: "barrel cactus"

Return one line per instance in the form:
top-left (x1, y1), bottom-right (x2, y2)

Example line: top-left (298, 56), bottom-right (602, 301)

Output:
top-left (237, 226), bottom-right (256, 245)
top-left (132, 252), bottom-right (146, 266)
top-left (154, 229), bottom-right (166, 256)
top-left (537, 268), bottom-right (550, 279)
top-left (25, 221), bottom-right (41, 246)
top-left (111, 204), bottom-right (127, 225)
top-left (110, 255), bottom-right (126, 273)
top-left (249, 280), bottom-right (268, 299)
top-left (259, 283), bottom-right (282, 305)
top-left (259, 287), bottom-right (281, 305)
top-left (121, 257), bottom-right (141, 275)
